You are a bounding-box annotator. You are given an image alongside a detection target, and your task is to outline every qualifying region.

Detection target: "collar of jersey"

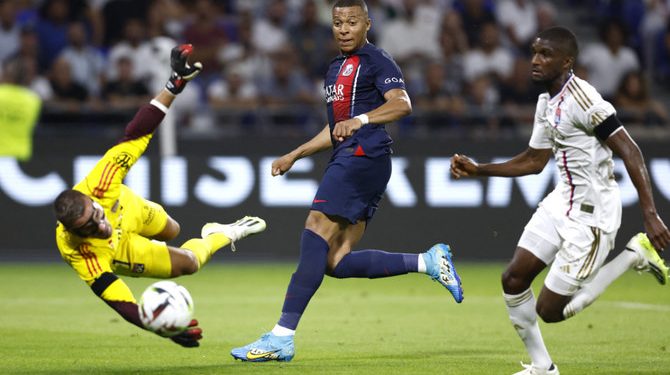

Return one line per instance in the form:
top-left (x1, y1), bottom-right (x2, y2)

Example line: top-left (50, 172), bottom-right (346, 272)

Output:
top-left (339, 42), bottom-right (371, 58)
top-left (548, 72), bottom-right (574, 104)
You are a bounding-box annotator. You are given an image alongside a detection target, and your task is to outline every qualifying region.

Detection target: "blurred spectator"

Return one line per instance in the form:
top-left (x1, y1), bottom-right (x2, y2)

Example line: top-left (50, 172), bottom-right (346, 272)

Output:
top-left (146, 0), bottom-right (188, 40)
top-left (439, 9), bottom-right (469, 54)
top-left (573, 63), bottom-right (590, 81)
top-left (101, 55), bottom-right (150, 110)
top-left (614, 70), bottom-right (669, 126)
top-left (463, 73), bottom-right (500, 131)
top-left (81, 0), bottom-right (103, 47)
top-left (535, 0), bottom-right (558, 32)
top-left (496, 0), bottom-right (538, 54)
top-left (0, 0), bottom-right (20, 65)
top-left (451, 0), bottom-right (496, 47)
top-left (580, 19), bottom-right (640, 100)
top-left (436, 25), bottom-right (466, 99)
top-left (411, 60), bottom-right (466, 130)
top-left (257, 48), bottom-right (318, 130)
top-left (499, 57), bottom-right (543, 127)
top-left (34, 0), bottom-right (70, 71)
top-left (107, 18), bottom-right (152, 83)
top-left (46, 56), bottom-right (89, 113)
top-left (219, 10), bottom-right (273, 84)
top-left (208, 65), bottom-right (259, 130)
top-left (208, 65), bottom-right (259, 109)
top-left (5, 26), bottom-right (41, 75)
top-left (462, 21), bottom-right (514, 84)
top-left (377, 0), bottom-right (442, 67)
top-left (144, 36), bottom-right (179, 93)
top-left (0, 58), bottom-right (42, 161)
top-left (58, 21), bottom-right (105, 96)
top-left (182, 0), bottom-right (234, 80)
top-left (652, 22), bottom-right (670, 85)
top-left (102, 0), bottom-right (149, 47)
top-left (251, 0), bottom-right (289, 54)
top-left (592, 0), bottom-right (645, 54)
top-left (289, 0), bottom-right (334, 80)
top-left (13, 56), bottom-right (52, 100)
top-left (640, 0), bottom-right (668, 69)
top-left (363, 0), bottom-right (395, 43)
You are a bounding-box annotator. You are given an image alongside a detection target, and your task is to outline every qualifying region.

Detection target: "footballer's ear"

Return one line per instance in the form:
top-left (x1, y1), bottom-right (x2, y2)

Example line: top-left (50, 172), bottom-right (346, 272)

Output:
top-left (563, 56), bottom-right (575, 72)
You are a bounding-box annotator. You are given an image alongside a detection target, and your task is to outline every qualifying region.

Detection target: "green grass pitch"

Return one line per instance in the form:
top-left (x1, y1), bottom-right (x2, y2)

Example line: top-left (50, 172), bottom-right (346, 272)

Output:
top-left (1, 262), bottom-right (668, 374)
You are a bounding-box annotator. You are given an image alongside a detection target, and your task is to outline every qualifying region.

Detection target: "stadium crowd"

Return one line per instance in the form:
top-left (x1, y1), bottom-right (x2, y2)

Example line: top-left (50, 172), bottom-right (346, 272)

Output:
top-left (0, 0), bottom-right (668, 137)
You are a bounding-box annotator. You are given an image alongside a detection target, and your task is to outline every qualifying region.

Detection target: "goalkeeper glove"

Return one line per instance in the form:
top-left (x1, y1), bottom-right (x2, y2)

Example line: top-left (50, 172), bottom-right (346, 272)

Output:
top-left (165, 44), bottom-right (203, 95)
top-left (169, 319), bottom-right (203, 348)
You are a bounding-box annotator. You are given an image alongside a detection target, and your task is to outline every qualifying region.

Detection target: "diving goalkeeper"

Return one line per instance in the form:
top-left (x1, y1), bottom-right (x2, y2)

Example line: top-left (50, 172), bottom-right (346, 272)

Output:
top-left (53, 45), bottom-right (266, 348)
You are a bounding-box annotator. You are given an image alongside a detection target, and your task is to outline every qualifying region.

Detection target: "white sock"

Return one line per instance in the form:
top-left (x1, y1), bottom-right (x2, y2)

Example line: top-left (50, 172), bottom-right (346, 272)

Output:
top-left (418, 253), bottom-right (427, 273)
top-left (271, 324), bottom-right (295, 337)
top-left (503, 289), bottom-right (553, 370)
top-left (564, 249), bottom-right (638, 318)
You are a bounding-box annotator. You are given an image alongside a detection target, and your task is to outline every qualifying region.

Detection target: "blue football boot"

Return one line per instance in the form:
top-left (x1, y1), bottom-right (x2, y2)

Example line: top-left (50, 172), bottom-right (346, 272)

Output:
top-left (425, 244), bottom-right (464, 303)
top-left (231, 333), bottom-right (295, 362)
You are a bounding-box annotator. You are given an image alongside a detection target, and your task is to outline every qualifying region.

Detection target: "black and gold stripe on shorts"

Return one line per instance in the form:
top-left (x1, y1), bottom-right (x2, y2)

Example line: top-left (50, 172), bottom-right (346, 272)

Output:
top-left (577, 227), bottom-right (601, 280)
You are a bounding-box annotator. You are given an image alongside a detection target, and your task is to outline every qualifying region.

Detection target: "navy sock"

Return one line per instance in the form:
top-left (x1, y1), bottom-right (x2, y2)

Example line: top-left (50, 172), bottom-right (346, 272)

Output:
top-left (330, 250), bottom-right (418, 279)
top-left (278, 229), bottom-right (329, 330)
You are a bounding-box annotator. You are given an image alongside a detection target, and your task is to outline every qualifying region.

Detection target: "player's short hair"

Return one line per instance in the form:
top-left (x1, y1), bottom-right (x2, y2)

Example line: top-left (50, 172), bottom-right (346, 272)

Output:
top-left (333, 0), bottom-right (368, 15)
top-left (54, 189), bottom-right (87, 228)
top-left (537, 26), bottom-right (579, 59)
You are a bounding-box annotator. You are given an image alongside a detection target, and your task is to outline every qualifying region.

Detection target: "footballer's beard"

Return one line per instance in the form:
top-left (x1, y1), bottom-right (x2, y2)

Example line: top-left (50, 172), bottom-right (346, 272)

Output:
top-left (531, 70), bottom-right (564, 89)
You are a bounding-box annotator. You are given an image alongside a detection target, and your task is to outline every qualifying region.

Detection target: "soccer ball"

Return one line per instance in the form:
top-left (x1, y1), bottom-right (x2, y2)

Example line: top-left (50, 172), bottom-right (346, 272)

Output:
top-left (138, 280), bottom-right (194, 337)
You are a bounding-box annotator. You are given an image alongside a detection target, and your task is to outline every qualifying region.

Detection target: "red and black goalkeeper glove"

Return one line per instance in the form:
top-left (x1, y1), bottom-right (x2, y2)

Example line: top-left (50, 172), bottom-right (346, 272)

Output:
top-left (169, 319), bottom-right (203, 348)
top-left (165, 44), bottom-right (203, 95)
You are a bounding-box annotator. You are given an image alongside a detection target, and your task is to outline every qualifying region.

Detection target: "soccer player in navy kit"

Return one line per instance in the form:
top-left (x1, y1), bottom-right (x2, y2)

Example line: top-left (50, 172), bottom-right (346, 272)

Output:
top-left (231, 0), bottom-right (463, 362)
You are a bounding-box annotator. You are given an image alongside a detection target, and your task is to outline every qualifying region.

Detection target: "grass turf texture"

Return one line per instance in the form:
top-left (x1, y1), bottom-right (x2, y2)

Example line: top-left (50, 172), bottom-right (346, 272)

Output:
top-left (1, 263), bottom-right (668, 375)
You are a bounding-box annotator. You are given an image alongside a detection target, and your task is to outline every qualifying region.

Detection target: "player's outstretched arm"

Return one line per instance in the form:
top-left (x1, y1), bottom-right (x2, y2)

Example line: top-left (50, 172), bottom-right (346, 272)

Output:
top-left (606, 128), bottom-right (670, 251)
top-left (93, 272), bottom-right (203, 347)
top-left (451, 147), bottom-right (552, 179)
top-left (271, 124), bottom-right (333, 176)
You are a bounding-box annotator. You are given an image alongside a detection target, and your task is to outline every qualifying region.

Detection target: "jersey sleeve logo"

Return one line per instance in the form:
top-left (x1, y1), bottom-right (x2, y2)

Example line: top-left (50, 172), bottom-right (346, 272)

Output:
top-left (114, 152), bottom-right (135, 170)
top-left (384, 77), bottom-right (404, 84)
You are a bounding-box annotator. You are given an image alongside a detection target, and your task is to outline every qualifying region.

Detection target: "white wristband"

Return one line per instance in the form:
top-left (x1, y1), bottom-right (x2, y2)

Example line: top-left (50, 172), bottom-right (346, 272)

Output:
top-left (150, 98), bottom-right (169, 114)
top-left (354, 114), bottom-right (369, 125)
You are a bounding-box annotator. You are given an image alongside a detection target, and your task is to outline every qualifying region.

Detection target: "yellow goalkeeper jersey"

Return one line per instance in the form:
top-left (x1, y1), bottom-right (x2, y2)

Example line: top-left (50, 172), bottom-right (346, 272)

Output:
top-left (56, 133), bottom-right (153, 298)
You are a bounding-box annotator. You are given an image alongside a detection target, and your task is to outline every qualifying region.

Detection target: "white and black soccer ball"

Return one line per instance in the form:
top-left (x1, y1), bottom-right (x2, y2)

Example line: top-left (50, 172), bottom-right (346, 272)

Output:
top-left (138, 280), bottom-right (194, 337)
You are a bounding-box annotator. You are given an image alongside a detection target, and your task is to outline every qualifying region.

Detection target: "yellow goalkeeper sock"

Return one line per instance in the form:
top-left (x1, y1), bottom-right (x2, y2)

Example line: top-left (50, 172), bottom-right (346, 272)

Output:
top-left (181, 233), bottom-right (231, 267)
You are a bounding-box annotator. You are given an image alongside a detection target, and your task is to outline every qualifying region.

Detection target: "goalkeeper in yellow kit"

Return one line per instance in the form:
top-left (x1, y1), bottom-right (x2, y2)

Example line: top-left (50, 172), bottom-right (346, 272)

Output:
top-left (53, 45), bottom-right (266, 348)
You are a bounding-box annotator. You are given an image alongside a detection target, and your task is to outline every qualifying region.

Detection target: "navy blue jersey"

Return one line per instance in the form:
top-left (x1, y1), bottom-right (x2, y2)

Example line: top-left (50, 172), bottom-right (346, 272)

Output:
top-left (324, 43), bottom-right (406, 158)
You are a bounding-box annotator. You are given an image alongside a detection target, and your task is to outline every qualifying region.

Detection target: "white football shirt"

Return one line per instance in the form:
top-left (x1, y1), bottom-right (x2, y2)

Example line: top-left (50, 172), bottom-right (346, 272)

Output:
top-left (529, 74), bottom-right (622, 232)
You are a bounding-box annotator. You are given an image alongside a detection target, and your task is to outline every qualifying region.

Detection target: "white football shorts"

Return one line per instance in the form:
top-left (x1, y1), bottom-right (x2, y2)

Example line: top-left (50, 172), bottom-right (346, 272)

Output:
top-left (518, 205), bottom-right (617, 296)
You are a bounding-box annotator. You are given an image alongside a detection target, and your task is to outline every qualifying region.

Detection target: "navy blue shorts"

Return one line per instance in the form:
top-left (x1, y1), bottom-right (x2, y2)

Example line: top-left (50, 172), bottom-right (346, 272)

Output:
top-left (311, 154), bottom-right (391, 224)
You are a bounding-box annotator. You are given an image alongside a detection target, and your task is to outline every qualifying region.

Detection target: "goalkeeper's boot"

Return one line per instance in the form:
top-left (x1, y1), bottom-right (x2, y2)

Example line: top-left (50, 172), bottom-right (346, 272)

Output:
top-left (626, 232), bottom-right (669, 285)
top-left (231, 332), bottom-right (295, 362)
top-left (201, 216), bottom-right (266, 252)
top-left (424, 243), bottom-right (464, 303)
top-left (512, 362), bottom-right (559, 375)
